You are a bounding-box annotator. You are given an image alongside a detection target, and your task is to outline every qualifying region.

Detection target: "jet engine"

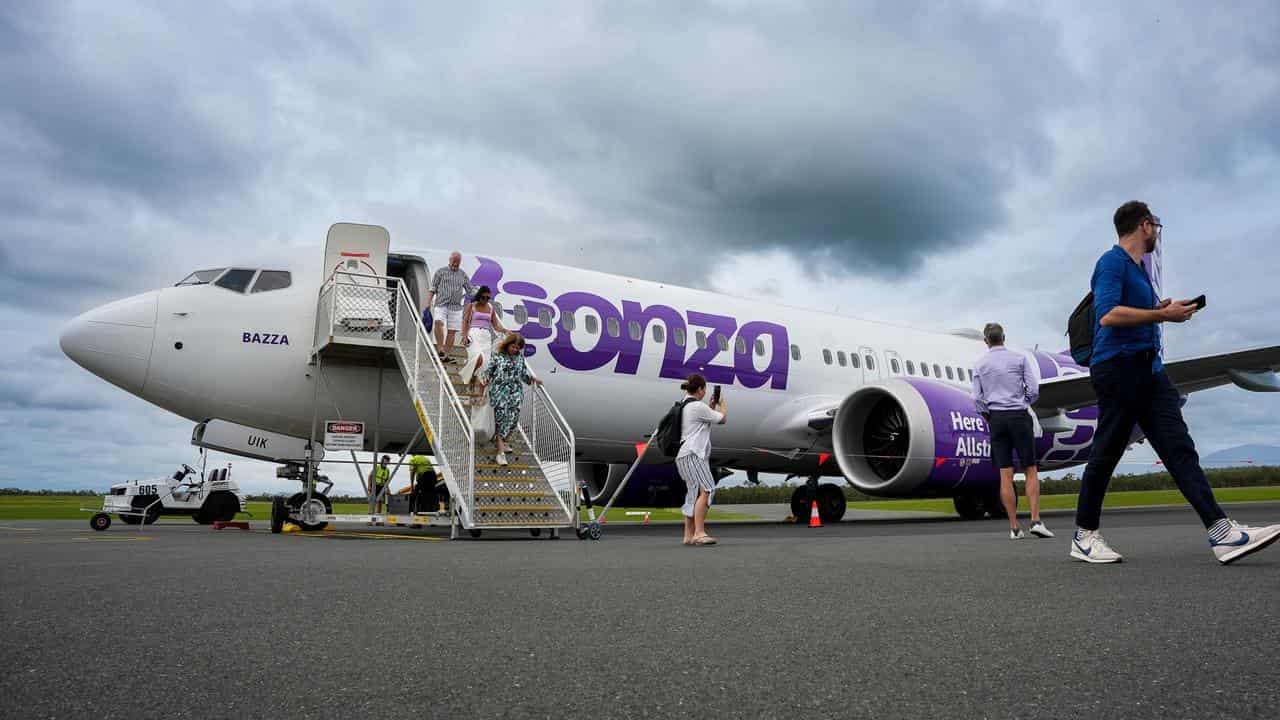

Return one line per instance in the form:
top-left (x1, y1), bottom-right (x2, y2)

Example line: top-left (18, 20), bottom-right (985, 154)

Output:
top-left (832, 378), bottom-right (1004, 499)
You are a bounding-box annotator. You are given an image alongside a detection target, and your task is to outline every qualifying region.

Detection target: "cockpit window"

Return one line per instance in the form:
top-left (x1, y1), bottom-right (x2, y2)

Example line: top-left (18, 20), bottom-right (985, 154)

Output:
top-left (214, 268), bottom-right (257, 293)
top-left (251, 270), bottom-right (292, 293)
top-left (176, 268), bottom-right (226, 286)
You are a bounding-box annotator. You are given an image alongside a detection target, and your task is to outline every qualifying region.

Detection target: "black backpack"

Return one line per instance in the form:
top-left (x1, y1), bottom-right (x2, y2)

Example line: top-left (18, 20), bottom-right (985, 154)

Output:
top-left (1067, 291), bottom-right (1095, 366)
top-left (653, 398), bottom-right (697, 457)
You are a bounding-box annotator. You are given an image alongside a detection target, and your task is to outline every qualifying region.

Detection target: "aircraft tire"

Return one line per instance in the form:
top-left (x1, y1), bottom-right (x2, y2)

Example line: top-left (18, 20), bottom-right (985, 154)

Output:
top-left (287, 492), bottom-right (331, 532)
top-left (193, 514), bottom-right (213, 524)
top-left (817, 484), bottom-right (847, 524)
top-left (789, 486), bottom-right (810, 523)
top-left (469, 528), bottom-right (482, 538)
top-left (953, 495), bottom-right (985, 520)
top-left (529, 528), bottom-right (542, 538)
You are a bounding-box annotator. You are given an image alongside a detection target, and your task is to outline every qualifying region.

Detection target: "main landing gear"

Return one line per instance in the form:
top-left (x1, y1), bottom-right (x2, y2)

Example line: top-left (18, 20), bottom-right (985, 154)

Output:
top-left (790, 476), bottom-right (846, 524)
top-left (953, 486), bottom-right (1014, 521)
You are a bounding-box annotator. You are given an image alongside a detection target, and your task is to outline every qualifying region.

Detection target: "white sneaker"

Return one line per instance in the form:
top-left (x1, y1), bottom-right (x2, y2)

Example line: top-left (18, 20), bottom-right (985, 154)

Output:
top-left (495, 451), bottom-right (508, 466)
top-left (1210, 520), bottom-right (1280, 565)
top-left (1069, 529), bottom-right (1123, 563)
top-left (1009, 527), bottom-right (1026, 540)
top-left (1029, 521), bottom-right (1055, 538)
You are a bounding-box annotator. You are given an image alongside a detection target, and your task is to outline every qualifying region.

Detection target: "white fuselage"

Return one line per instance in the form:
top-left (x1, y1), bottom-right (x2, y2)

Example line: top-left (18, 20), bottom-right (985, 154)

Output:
top-left (62, 250), bottom-right (1006, 476)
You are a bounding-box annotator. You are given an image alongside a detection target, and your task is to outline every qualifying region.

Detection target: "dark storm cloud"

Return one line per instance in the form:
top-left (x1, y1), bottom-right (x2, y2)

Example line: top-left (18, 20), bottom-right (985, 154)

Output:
top-left (359, 2), bottom-right (1075, 279)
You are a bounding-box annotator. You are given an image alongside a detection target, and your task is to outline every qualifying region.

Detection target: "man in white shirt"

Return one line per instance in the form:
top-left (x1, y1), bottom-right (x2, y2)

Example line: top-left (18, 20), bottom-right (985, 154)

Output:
top-left (675, 374), bottom-right (727, 546)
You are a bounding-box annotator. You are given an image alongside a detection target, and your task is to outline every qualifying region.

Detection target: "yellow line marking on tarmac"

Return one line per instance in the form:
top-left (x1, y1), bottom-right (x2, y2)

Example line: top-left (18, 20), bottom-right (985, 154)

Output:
top-left (0, 525), bottom-right (41, 532)
top-left (291, 530), bottom-right (446, 541)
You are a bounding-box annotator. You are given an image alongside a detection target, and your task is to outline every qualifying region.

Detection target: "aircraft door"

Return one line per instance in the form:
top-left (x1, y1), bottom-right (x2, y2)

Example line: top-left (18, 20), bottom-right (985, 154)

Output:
top-left (323, 223), bottom-right (390, 285)
top-left (858, 346), bottom-right (881, 383)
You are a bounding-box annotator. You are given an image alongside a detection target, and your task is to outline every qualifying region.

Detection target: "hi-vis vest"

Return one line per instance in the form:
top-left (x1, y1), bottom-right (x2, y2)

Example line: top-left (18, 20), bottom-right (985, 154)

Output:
top-left (374, 465), bottom-right (390, 486)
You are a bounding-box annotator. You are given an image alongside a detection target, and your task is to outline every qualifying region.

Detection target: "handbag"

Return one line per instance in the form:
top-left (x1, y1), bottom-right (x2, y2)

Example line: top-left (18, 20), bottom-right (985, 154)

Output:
top-left (472, 389), bottom-right (495, 443)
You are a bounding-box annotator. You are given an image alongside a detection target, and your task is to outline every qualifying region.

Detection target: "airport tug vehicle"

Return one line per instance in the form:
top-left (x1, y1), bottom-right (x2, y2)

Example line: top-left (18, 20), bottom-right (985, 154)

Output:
top-left (86, 463), bottom-right (245, 531)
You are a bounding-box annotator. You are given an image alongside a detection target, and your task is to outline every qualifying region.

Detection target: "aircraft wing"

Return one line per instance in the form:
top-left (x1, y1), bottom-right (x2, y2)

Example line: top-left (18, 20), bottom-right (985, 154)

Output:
top-left (1034, 344), bottom-right (1280, 414)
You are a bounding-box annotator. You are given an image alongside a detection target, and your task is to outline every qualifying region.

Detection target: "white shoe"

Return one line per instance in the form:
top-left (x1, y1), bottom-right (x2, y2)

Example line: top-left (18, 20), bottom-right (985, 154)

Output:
top-left (1210, 520), bottom-right (1280, 564)
top-left (495, 451), bottom-right (508, 466)
top-left (1029, 521), bottom-right (1055, 538)
top-left (1009, 527), bottom-right (1026, 540)
top-left (1069, 529), bottom-right (1123, 563)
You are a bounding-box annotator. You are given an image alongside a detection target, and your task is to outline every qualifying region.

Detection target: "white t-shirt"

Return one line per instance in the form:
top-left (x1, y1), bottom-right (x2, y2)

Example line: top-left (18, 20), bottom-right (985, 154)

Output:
top-left (677, 396), bottom-right (724, 459)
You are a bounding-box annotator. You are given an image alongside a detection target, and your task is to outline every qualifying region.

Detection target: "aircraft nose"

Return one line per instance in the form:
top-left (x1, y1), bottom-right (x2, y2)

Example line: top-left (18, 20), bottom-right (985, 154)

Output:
top-left (60, 291), bottom-right (158, 394)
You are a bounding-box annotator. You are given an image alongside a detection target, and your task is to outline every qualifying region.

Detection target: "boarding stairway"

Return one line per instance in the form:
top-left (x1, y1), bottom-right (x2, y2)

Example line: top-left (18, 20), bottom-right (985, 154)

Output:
top-left (312, 270), bottom-right (577, 534)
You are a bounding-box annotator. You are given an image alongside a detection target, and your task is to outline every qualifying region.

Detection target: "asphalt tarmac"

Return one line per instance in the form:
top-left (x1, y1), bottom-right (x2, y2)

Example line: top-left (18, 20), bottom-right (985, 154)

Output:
top-left (2, 504), bottom-right (1279, 720)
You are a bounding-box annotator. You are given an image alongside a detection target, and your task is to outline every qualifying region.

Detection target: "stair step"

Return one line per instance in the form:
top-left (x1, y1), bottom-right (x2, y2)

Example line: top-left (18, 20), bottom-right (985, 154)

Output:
top-left (474, 463), bottom-right (534, 471)
top-left (476, 504), bottom-right (560, 512)
top-left (475, 476), bottom-right (546, 484)
top-left (475, 490), bottom-right (552, 498)
top-left (473, 517), bottom-right (568, 525)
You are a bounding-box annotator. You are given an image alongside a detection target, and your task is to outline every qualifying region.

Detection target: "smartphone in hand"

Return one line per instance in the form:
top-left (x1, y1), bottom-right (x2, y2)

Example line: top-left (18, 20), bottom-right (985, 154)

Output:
top-left (1191, 294), bottom-right (1207, 310)
top-left (710, 384), bottom-right (722, 407)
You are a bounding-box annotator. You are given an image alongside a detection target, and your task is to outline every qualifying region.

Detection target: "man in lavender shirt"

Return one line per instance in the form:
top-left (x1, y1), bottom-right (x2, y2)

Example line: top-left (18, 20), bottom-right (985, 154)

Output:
top-left (972, 323), bottom-right (1052, 540)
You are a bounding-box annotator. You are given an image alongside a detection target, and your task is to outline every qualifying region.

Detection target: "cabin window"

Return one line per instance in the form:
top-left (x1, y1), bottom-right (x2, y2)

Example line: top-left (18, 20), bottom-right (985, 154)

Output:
top-left (538, 307), bottom-right (553, 328)
top-left (920, 363), bottom-right (929, 377)
top-left (561, 312), bottom-right (576, 332)
top-left (946, 366), bottom-right (954, 380)
top-left (865, 355), bottom-right (875, 370)
top-left (628, 320), bottom-right (642, 341)
top-left (933, 364), bottom-right (942, 378)
top-left (755, 338), bottom-right (766, 356)
top-left (790, 344), bottom-right (801, 361)
top-left (652, 325), bottom-right (664, 343)
top-left (696, 331), bottom-right (708, 350)
top-left (177, 268), bottom-right (227, 286)
top-left (514, 305), bottom-right (529, 326)
top-left (250, 270), bottom-right (292, 293)
top-left (822, 349), bottom-right (833, 365)
top-left (674, 327), bottom-right (686, 347)
top-left (715, 334), bottom-right (728, 352)
top-left (214, 268), bottom-right (256, 293)
top-left (891, 358), bottom-right (901, 374)
top-left (606, 317), bottom-right (620, 338)
top-left (967, 369), bottom-right (974, 381)
top-left (585, 315), bottom-right (599, 335)
top-left (906, 360), bottom-right (916, 375)
top-left (735, 337), bottom-right (747, 355)
top-left (850, 353), bottom-right (861, 369)
top-left (837, 350), bottom-right (847, 367)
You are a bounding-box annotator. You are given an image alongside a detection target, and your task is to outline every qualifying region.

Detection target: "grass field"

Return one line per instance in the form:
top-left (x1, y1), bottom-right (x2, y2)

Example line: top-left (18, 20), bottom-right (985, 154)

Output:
top-left (4, 486), bottom-right (1280, 522)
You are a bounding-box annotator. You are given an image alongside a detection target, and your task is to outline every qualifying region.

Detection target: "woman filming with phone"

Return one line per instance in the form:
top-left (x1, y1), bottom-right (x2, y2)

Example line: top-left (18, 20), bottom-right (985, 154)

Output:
top-left (675, 373), bottom-right (727, 546)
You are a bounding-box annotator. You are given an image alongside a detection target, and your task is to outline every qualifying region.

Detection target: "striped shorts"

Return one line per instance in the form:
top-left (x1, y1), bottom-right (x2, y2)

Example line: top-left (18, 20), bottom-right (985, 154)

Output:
top-left (675, 453), bottom-right (716, 518)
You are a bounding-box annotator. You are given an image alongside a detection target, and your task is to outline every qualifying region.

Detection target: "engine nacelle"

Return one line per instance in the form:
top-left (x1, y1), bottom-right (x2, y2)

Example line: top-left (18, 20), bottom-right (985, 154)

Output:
top-left (832, 378), bottom-right (1001, 497)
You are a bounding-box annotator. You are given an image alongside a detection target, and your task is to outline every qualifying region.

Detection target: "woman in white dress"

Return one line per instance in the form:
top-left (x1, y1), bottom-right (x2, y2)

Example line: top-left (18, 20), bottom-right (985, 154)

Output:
top-left (459, 286), bottom-right (508, 395)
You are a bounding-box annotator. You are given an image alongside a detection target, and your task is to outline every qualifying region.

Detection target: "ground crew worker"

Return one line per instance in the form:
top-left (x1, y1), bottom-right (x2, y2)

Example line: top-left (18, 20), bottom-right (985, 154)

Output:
top-left (368, 455), bottom-right (391, 515)
top-left (407, 454), bottom-right (437, 513)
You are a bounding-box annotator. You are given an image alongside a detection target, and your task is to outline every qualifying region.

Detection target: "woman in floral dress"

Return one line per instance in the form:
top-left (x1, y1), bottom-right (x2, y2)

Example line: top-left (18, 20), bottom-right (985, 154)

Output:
top-left (480, 332), bottom-right (543, 465)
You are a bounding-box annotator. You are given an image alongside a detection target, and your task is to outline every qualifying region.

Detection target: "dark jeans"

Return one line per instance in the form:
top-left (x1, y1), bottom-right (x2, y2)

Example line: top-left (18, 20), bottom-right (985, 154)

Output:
top-left (1076, 352), bottom-right (1225, 530)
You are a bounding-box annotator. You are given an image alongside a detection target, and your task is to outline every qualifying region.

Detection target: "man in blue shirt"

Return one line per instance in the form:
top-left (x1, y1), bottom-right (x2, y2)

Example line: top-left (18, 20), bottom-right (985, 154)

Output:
top-left (1071, 201), bottom-right (1280, 565)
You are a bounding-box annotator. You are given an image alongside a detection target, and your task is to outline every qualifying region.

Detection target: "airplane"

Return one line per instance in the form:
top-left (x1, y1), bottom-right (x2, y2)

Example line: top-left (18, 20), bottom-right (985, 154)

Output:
top-left (59, 226), bottom-right (1280, 524)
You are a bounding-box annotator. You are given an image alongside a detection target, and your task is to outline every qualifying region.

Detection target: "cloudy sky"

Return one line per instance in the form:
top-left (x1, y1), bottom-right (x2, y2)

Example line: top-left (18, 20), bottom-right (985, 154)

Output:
top-left (3, 1), bottom-right (1279, 495)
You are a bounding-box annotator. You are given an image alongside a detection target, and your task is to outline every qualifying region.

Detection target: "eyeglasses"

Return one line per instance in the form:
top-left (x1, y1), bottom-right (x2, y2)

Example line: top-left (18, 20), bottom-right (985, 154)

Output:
top-left (1146, 215), bottom-right (1162, 230)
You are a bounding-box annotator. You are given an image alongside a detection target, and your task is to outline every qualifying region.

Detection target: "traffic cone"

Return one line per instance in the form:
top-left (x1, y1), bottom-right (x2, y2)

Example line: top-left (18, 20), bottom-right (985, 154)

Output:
top-left (808, 501), bottom-right (822, 528)
top-left (643, 512), bottom-right (651, 525)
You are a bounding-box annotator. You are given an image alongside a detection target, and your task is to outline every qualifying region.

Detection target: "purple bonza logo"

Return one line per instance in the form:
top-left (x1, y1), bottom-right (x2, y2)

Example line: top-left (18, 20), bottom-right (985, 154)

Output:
top-left (470, 257), bottom-right (790, 389)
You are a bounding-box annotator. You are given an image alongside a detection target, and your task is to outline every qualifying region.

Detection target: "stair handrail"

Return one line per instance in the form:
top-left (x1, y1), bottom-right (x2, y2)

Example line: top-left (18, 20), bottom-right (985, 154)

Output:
top-left (513, 377), bottom-right (578, 523)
